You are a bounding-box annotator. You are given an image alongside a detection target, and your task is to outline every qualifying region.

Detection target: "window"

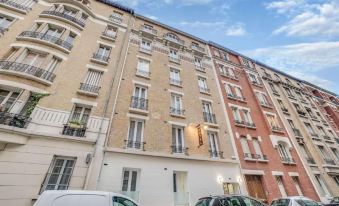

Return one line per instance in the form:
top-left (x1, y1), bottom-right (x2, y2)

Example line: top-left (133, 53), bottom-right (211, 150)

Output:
top-left (208, 132), bottom-right (219, 157)
top-left (333, 176), bottom-right (339, 186)
top-left (40, 156), bottom-right (76, 192)
top-left (225, 83), bottom-right (234, 97)
top-left (140, 39), bottom-right (151, 51)
top-left (292, 176), bottom-right (303, 196)
top-left (277, 99), bottom-right (286, 110)
top-left (0, 15), bottom-right (14, 29)
top-left (69, 105), bottom-right (91, 124)
top-left (113, 196), bottom-right (137, 206)
top-left (256, 92), bottom-right (269, 106)
top-left (304, 123), bottom-right (316, 135)
top-left (169, 49), bottom-right (178, 59)
top-left (198, 76), bottom-right (209, 93)
top-left (285, 88), bottom-right (294, 97)
top-left (171, 93), bottom-right (183, 115)
top-left (317, 126), bottom-right (326, 136)
top-left (223, 183), bottom-right (240, 195)
top-left (317, 146), bottom-right (332, 161)
top-left (0, 89), bottom-right (20, 112)
top-left (314, 174), bottom-right (330, 196)
top-left (242, 58), bottom-right (253, 68)
top-left (172, 126), bottom-right (184, 153)
top-left (248, 73), bottom-right (260, 85)
top-left (331, 148), bottom-right (339, 160)
top-left (17, 49), bottom-right (45, 67)
top-left (240, 137), bottom-right (250, 156)
top-left (306, 108), bottom-right (316, 118)
top-left (231, 107), bottom-right (242, 122)
top-left (121, 168), bottom-right (139, 194)
top-left (252, 139), bottom-right (263, 157)
top-left (131, 85), bottom-right (147, 110)
top-left (170, 68), bottom-right (181, 86)
top-left (45, 57), bottom-right (61, 73)
top-left (109, 11), bottom-right (123, 23)
top-left (275, 176), bottom-right (287, 197)
top-left (127, 119), bottom-right (144, 149)
top-left (299, 144), bottom-right (312, 160)
top-left (194, 57), bottom-right (203, 68)
top-left (266, 114), bottom-right (279, 129)
top-left (62, 6), bottom-right (78, 17)
top-left (83, 70), bottom-right (102, 87)
top-left (234, 87), bottom-right (244, 100)
top-left (104, 26), bottom-right (117, 39)
top-left (277, 142), bottom-right (292, 162)
top-left (328, 130), bottom-right (335, 138)
top-left (243, 110), bottom-right (253, 125)
top-left (43, 24), bottom-right (63, 39)
top-left (65, 32), bottom-right (76, 45)
top-left (136, 58), bottom-right (150, 77)
top-left (202, 101), bottom-right (215, 123)
top-left (94, 45), bottom-right (111, 61)
top-left (269, 82), bottom-right (278, 93)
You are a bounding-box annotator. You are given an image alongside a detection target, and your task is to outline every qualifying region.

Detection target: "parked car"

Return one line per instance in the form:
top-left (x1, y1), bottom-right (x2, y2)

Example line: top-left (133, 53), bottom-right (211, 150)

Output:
top-left (195, 195), bottom-right (267, 206)
top-left (34, 190), bottom-right (139, 206)
top-left (326, 197), bottom-right (339, 206)
top-left (271, 196), bottom-right (322, 206)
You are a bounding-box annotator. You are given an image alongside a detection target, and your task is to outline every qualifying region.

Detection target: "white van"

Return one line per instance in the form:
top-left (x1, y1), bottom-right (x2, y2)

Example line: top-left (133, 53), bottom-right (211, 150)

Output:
top-left (34, 190), bottom-right (139, 206)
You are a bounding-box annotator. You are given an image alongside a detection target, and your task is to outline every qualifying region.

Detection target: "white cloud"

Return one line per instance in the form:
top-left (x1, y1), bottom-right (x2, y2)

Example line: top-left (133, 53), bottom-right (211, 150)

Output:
top-left (179, 21), bottom-right (226, 28)
top-left (267, 0), bottom-right (339, 38)
top-left (244, 41), bottom-right (339, 92)
top-left (144, 15), bottom-right (158, 20)
top-left (225, 23), bottom-right (247, 36)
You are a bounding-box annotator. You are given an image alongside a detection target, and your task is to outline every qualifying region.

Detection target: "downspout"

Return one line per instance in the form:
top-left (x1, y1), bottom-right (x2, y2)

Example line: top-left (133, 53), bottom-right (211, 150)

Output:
top-left (83, 12), bottom-right (135, 189)
top-left (96, 14), bottom-right (136, 185)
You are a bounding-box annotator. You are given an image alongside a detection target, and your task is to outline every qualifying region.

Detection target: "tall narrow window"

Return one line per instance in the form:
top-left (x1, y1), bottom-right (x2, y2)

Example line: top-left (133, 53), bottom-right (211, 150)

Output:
top-left (202, 101), bottom-right (215, 123)
top-left (131, 85), bottom-right (147, 110)
top-left (292, 176), bottom-right (303, 196)
top-left (0, 89), bottom-right (20, 112)
top-left (198, 76), bottom-right (209, 93)
top-left (240, 137), bottom-right (250, 157)
top-left (243, 110), bottom-right (253, 125)
top-left (172, 126), bottom-right (184, 153)
top-left (194, 57), bottom-right (203, 68)
top-left (104, 25), bottom-right (117, 39)
top-left (136, 58), bottom-right (150, 77)
top-left (331, 148), bottom-right (339, 161)
top-left (170, 68), bottom-right (181, 86)
top-left (65, 32), bottom-right (76, 46)
top-left (121, 168), bottom-right (139, 198)
top-left (81, 69), bottom-right (103, 93)
top-left (171, 93), bottom-right (183, 116)
top-left (275, 176), bottom-right (287, 197)
top-left (94, 45), bottom-right (111, 62)
top-left (252, 139), bottom-right (263, 158)
top-left (314, 174), bottom-right (330, 196)
top-left (208, 132), bottom-right (219, 158)
top-left (277, 142), bottom-right (292, 162)
top-left (45, 57), bottom-right (61, 73)
top-left (234, 87), bottom-right (243, 99)
top-left (169, 49), bottom-right (178, 59)
top-left (0, 15), bottom-right (14, 29)
top-left (232, 107), bottom-right (242, 123)
top-left (40, 156), bottom-right (76, 192)
top-left (127, 119), bottom-right (144, 149)
top-left (69, 105), bottom-right (91, 125)
top-left (17, 49), bottom-right (45, 67)
top-left (140, 39), bottom-right (151, 52)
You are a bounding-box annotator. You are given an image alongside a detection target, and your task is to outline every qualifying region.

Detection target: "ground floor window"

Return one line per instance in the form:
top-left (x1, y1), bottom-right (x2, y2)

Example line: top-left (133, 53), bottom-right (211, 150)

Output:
top-left (223, 183), bottom-right (240, 194)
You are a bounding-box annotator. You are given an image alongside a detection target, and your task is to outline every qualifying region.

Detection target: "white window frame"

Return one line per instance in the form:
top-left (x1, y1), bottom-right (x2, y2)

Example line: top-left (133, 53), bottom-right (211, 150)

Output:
top-left (127, 119), bottom-right (144, 148)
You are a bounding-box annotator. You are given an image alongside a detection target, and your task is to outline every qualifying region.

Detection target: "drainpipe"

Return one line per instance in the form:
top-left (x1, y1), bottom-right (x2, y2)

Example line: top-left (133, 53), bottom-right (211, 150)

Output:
top-left (83, 12), bottom-right (135, 190)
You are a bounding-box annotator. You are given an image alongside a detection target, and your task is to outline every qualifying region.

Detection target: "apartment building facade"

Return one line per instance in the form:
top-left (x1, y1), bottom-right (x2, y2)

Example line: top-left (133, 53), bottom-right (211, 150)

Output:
top-left (0, 0), bottom-right (135, 205)
top-left (96, 13), bottom-right (244, 206)
top-left (256, 65), bottom-right (339, 202)
top-left (208, 42), bottom-right (320, 203)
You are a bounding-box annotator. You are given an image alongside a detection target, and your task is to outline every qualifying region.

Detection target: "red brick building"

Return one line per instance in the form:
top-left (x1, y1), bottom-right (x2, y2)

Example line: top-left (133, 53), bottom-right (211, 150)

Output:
top-left (208, 42), bottom-right (319, 203)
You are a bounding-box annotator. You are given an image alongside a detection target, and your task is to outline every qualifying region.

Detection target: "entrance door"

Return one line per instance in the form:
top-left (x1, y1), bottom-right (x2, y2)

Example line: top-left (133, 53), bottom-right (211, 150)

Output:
top-left (245, 175), bottom-right (267, 202)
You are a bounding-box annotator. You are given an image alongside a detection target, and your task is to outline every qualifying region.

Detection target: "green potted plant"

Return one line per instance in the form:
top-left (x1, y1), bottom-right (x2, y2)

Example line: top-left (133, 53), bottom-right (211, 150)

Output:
top-left (68, 120), bottom-right (84, 128)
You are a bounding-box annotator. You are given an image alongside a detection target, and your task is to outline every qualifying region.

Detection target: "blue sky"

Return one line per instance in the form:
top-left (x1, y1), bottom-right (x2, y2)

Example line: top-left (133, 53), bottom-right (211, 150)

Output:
top-left (114, 0), bottom-right (339, 94)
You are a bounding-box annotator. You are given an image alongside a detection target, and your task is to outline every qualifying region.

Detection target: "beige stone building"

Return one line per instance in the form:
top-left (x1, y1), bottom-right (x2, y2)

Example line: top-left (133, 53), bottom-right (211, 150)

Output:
top-left (257, 65), bottom-right (339, 202)
top-left (0, 0), bottom-right (135, 205)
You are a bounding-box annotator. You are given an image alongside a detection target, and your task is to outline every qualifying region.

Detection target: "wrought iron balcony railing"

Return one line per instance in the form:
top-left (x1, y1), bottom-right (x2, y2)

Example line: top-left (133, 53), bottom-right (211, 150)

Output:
top-left (92, 53), bottom-right (109, 63)
top-left (164, 34), bottom-right (185, 45)
top-left (62, 125), bottom-right (86, 137)
top-left (140, 25), bottom-right (157, 35)
top-left (245, 122), bottom-right (256, 128)
top-left (79, 83), bottom-right (100, 94)
top-left (171, 145), bottom-right (188, 155)
top-left (203, 112), bottom-right (217, 124)
top-left (209, 150), bottom-right (223, 158)
top-left (0, 0), bottom-right (32, 11)
top-left (130, 96), bottom-right (148, 110)
top-left (0, 61), bottom-right (56, 82)
top-left (0, 111), bottom-right (31, 128)
top-left (170, 107), bottom-right (185, 116)
top-left (244, 153), bottom-right (268, 160)
top-left (191, 44), bottom-right (205, 53)
top-left (281, 156), bottom-right (295, 163)
top-left (19, 31), bottom-right (73, 51)
top-left (102, 30), bottom-right (116, 40)
top-left (125, 140), bottom-right (145, 150)
top-left (41, 10), bottom-right (86, 28)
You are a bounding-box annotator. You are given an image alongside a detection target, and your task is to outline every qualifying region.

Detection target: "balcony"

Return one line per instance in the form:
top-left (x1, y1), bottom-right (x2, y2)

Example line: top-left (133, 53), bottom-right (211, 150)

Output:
top-left (227, 93), bottom-right (237, 100)
top-left (101, 30), bottom-right (116, 41)
top-left (91, 53), bottom-right (109, 65)
top-left (0, 111), bottom-right (31, 129)
top-left (171, 145), bottom-right (188, 155)
top-left (170, 107), bottom-right (185, 117)
top-left (272, 125), bottom-right (284, 133)
top-left (109, 14), bottom-right (123, 24)
top-left (163, 34), bottom-right (185, 47)
top-left (191, 44), bottom-right (205, 55)
top-left (62, 125), bottom-right (86, 137)
top-left (18, 31), bottom-right (73, 51)
top-left (130, 96), bottom-right (148, 113)
top-left (281, 156), bottom-right (295, 164)
top-left (220, 71), bottom-right (238, 80)
top-left (140, 25), bottom-right (157, 37)
top-left (195, 65), bottom-right (206, 73)
top-left (0, 0), bottom-right (32, 13)
top-left (306, 157), bottom-right (316, 164)
top-left (136, 68), bottom-right (151, 78)
top-left (209, 150), bottom-right (223, 158)
top-left (41, 10), bottom-right (86, 29)
top-left (169, 56), bottom-right (181, 64)
top-left (203, 112), bottom-right (217, 124)
top-left (78, 83), bottom-right (100, 96)
top-left (174, 192), bottom-right (189, 206)
top-left (125, 140), bottom-right (145, 150)
top-left (139, 45), bottom-right (152, 55)
top-left (169, 78), bottom-right (183, 87)
top-left (0, 61), bottom-right (56, 83)
top-left (251, 81), bottom-right (262, 87)
top-left (292, 128), bottom-right (302, 137)
top-left (199, 86), bottom-right (210, 94)
top-left (324, 158), bottom-right (335, 165)
top-left (244, 153), bottom-right (268, 161)
top-left (235, 119), bottom-right (246, 127)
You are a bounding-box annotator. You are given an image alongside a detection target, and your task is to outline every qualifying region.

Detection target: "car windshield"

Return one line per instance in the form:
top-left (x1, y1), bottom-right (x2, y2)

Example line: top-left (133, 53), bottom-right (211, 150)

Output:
top-left (295, 199), bottom-right (320, 206)
top-left (271, 199), bottom-right (290, 206)
top-left (196, 198), bottom-right (213, 206)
